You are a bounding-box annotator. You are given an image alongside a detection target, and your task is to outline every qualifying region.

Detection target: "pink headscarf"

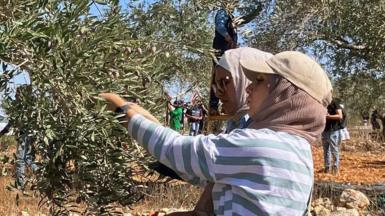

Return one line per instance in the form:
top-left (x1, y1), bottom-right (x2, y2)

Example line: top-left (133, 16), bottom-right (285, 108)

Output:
top-left (248, 76), bottom-right (332, 143)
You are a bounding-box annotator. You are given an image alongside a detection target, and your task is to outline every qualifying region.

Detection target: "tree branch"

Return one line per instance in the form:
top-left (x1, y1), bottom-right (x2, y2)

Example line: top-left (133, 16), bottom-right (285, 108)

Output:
top-left (322, 34), bottom-right (368, 51)
top-left (233, 3), bottom-right (263, 27)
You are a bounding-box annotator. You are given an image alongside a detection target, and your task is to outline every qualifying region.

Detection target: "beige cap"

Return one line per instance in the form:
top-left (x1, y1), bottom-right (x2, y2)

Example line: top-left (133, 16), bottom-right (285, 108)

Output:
top-left (240, 51), bottom-right (333, 104)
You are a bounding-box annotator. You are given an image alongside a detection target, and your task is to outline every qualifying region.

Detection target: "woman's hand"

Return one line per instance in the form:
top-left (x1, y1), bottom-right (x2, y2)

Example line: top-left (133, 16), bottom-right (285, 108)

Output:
top-left (99, 93), bottom-right (160, 124)
top-left (99, 93), bottom-right (127, 111)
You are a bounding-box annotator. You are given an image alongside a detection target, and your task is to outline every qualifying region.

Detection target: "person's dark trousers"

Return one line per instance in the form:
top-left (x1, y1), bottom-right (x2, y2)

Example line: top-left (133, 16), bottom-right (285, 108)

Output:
top-left (198, 120), bottom-right (204, 134)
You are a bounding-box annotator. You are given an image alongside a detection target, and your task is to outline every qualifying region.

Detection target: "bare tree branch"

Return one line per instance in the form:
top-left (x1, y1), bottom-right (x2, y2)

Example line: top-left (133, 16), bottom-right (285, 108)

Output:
top-left (322, 34), bottom-right (368, 51)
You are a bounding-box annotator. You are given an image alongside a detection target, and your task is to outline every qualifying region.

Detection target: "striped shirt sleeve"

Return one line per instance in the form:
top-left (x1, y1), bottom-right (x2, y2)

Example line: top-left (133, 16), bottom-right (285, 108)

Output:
top-left (128, 114), bottom-right (219, 183)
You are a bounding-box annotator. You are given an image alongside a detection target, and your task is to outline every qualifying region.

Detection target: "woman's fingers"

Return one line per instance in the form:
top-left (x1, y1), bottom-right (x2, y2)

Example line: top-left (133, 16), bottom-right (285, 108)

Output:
top-left (99, 93), bottom-right (127, 110)
top-left (99, 93), bottom-right (160, 124)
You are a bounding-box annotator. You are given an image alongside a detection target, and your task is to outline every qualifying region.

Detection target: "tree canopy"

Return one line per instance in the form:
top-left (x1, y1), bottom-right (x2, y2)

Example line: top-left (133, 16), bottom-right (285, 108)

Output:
top-left (246, 0), bottom-right (385, 119)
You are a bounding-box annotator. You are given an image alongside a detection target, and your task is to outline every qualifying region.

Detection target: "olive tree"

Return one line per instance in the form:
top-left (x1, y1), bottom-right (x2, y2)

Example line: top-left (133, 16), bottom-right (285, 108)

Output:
top-left (243, 0), bottom-right (385, 129)
top-left (0, 0), bottom-right (219, 213)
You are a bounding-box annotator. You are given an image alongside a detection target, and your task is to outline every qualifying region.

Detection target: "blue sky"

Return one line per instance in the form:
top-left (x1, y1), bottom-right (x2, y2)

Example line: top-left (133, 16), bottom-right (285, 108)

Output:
top-left (0, 70), bottom-right (30, 116)
top-left (89, 0), bottom-right (154, 16)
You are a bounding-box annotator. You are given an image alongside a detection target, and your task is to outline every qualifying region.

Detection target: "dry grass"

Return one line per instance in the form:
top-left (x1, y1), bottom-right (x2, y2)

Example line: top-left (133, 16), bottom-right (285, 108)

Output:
top-left (131, 183), bottom-right (202, 214)
top-left (0, 176), bottom-right (201, 215)
top-left (0, 137), bottom-right (48, 215)
top-left (0, 176), bottom-right (49, 215)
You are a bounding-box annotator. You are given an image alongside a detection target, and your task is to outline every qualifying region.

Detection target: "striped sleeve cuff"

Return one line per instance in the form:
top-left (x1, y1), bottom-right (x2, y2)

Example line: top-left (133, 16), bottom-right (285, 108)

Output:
top-left (127, 114), bottom-right (215, 183)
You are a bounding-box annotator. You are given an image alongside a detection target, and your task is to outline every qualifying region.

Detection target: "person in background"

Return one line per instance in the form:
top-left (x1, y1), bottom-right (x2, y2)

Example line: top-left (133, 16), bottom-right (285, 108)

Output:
top-left (213, 6), bottom-right (237, 56)
top-left (362, 112), bottom-right (370, 126)
top-left (168, 100), bottom-right (183, 132)
top-left (186, 102), bottom-right (203, 136)
top-left (210, 5), bottom-right (238, 115)
top-left (13, 86), bottom-right (38, 189)
top-left (198, 102), bottom-right (208, 135)
top-left (99, 50), bottom-right (332, 215)
top-left (371, 109), bottom-right (381, 130)
top-left (322, 98), bottom-right (344, 175)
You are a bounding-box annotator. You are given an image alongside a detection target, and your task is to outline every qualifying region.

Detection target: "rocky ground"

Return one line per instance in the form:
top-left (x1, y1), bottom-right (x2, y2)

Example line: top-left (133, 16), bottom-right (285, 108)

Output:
top-left (311, 188), bottom-right (385, 216)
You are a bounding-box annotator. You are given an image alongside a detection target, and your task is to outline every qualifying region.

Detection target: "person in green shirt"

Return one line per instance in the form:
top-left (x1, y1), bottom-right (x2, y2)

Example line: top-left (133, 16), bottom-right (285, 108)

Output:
top-left (168, 100), bottom-right (183, 131)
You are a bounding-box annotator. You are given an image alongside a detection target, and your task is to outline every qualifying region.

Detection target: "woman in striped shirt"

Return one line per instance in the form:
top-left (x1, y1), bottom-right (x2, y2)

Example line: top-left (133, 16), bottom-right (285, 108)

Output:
top-left (100, 50), bottom-right (332, 215)
top-left (192, 47), bottom-right (273, 216)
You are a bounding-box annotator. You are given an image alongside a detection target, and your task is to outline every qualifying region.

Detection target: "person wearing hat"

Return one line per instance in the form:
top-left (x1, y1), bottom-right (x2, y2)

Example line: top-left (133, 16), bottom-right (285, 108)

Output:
top-left (209, 4), bottom-right (238, 116)
top-left (187, 47), bottom-right (273, 216)
top-left (99, 50), bottom-right (332, 215)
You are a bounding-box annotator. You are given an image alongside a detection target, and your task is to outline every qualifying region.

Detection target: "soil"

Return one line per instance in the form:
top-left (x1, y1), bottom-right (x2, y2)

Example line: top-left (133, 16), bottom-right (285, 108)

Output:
top-left (313, 144), bottom-right (385, 185)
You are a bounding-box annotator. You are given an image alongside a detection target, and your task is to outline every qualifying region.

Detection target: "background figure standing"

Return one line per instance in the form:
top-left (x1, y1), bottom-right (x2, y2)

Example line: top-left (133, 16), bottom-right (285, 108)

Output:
top-left (322, 99), bottom-right (344, 175)
top-left (16, 134), bottom-right (38, 189)
top-left (186, 103), bottom-right (203, 136)
top-left (210, 6), bottom-right (237, 115)
top-left (213, 7), bottom-right (237, 55)
top-left (198, 102), bottom-right (208, 134)
top-left (168, 100), bottom-right (183, 132)
top-left (371, 110), bottom-right (381, 130)
top-left (13, 86), bottom-right (38, 189)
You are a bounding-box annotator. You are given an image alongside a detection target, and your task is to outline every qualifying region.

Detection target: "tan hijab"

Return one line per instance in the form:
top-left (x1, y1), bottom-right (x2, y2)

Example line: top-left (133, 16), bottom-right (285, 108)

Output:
top-left (218, 47), bottom-right (273, 119)
top-left (248, 75), bottom-right (332, 143)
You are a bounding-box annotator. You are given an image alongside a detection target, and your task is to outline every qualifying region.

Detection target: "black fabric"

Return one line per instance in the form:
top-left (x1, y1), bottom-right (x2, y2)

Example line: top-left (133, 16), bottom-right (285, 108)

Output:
top-left (340, 108), bottom-right (348, 128)
top-left (114, 103), bottom-right (129, 114)
top-left (149, 161), bottom-right (182, 180)
top-left (371, 111), bottom-right (381, 129)
top-left (212, 10), bottom-right (237, 54)
top-left (199, 105), bottom-right (206, 133)
top-left (325, 100), bottom-right (343, 131)
top-left (0, 123), bottom-right (11, 136)
top-left (210, 9), bottom-right (237, 113)
top-left (180, 108), bottom-right (185, 125)
top-left (187, 106), bottom-right (202, 123)
top-left (115, 103), bottom-right (129, 121)
top-left (209, 86), bottom-right (220, 112)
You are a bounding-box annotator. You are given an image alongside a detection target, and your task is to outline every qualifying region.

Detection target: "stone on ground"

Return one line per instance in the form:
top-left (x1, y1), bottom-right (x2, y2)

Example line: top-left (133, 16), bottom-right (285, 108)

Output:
top-left (339, 189), bottom-right (370, 210)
